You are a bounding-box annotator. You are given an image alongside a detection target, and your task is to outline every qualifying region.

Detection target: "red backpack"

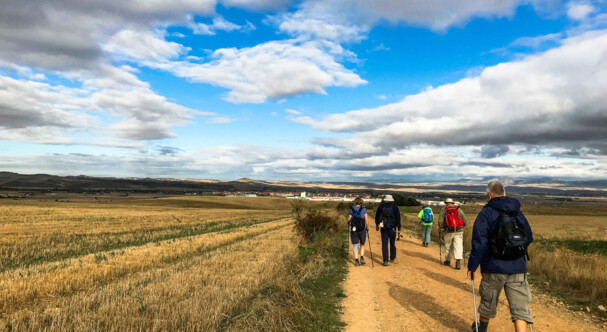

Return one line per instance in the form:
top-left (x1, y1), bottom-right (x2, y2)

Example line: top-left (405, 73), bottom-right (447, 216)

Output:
top-left (445, 206), bottom-right (464, 230)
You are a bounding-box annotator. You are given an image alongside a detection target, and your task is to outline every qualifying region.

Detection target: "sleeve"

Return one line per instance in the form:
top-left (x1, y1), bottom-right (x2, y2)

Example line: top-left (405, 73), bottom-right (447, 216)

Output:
top-left (438, 209), bottom-right (445, 228)
top-left (459, 208), bottom-right (468, 226)
top-left (375, 205), bottom-right (382, 226)
top-left (418, 210), bottom-right (424, 219)
top-left (394, 206), bottom-right (401, 230)
top-left (347, 207), bottom-right (353, 216)
top-left (467, 208), bottom-right (491, 273)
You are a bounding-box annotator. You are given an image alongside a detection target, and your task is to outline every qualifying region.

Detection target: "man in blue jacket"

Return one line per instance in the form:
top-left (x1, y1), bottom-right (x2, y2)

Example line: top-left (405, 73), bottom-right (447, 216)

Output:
top-left (375, 195), bottom-right (401, 266)
top-left (467, 180), bottom-right (533, 332)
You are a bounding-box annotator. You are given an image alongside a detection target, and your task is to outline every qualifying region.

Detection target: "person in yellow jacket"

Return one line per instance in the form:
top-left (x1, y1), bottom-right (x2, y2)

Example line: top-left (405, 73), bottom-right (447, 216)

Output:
top-left (417, 206), bottom-right (434, 247)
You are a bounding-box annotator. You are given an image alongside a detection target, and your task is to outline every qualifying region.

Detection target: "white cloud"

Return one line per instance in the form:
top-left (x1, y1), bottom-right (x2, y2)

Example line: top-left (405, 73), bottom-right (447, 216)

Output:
top-left (285, 108), bottom-right (302, 115)
top-left (350, 0), bottom-right (549, 31)
top-left (3, 144), bottom-right (606, 181)
top-left (371, 43), bottom-right (390, 52)
top-left (566, 1), bottom-right (595, 20)
top-left (103, 29), bottom-right (189, 62)
top-left (156, 40), bottom-right (366, 103)
top-left (0, 0), bottom-right (217, 71)
top-left (510, 32), bottom-right (563, 48)
top-left (207, 116), bottom-right (238, 124)
top-left (220, 0), bottom-right (292, 11)
top-left (0, 75), bottom-right (94, 131)
top-left (292, 31), bottom-right (607, 156)
top-left (190, 16), bottom-right (244, 35)
top-left (272, 0), bottom-right (553, 43)
top-left (0, 64), bottom-right (218, 143)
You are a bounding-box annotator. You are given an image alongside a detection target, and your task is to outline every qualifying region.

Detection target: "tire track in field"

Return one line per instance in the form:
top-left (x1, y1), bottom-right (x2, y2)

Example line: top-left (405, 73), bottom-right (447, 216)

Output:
top-left (0, 216), bottom-right (290, 273)
top-left (0, 219), bottom-right (293, 317)
top-left (342, 226), bottom-right (603, 332)
top-left (1, 224), bottom-right (298, 331)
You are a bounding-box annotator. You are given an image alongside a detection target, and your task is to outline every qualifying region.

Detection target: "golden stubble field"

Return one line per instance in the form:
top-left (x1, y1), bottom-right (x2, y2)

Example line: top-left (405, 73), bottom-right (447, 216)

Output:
top-left (0, 196), bottom-right (298, 331)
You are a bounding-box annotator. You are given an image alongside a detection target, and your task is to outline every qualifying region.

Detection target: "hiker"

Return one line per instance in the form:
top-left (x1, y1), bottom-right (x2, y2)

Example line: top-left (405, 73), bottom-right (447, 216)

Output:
top-left (375, 195), bottom-right (401, 266)
top-left (468, 180), bottom-right (534, 332)
top-left (348, 197), bottom-right (369, 266)
top-left (438, 198), bottom-right (467, 269)
top-left (417, 206), bottom-right (434, 247)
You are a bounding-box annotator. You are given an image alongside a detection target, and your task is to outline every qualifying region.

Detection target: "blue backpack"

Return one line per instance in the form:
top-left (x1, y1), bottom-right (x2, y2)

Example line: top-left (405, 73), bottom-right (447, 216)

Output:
top-left (423, 208), bottom-right (433, 223)
top-left (350, 206), bottom-right (365, 230)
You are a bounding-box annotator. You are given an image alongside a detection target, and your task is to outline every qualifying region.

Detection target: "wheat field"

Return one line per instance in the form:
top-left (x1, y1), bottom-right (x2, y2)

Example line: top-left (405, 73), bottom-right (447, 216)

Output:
top-left (0, 196), bottom-right (299, 331)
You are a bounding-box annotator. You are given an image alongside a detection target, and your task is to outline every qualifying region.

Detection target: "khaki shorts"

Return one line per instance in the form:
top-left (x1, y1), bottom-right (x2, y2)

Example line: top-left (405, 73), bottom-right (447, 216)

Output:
top-left (478, 273), bottom-right (533, 323)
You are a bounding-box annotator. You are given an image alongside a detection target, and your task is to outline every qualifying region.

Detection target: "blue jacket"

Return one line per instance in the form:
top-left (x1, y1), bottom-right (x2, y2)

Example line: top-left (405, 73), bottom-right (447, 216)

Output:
top-left (375, 202), bottom-right (401, 231)
top-left (468, 196), bottom-right (533, 274)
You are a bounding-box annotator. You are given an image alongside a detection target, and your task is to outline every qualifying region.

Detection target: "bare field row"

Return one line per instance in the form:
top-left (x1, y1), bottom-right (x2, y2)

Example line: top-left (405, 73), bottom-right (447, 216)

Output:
top-left (1, 224), bottom-right (298, 331)
top-left (0, 199), bottom-right (291, 271)
top-left (0, 218), bottom-right (292, 313)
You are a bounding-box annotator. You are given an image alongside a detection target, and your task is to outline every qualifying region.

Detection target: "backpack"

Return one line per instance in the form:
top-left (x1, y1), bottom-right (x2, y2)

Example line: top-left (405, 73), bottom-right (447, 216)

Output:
top-left (488, 206), bottom-right (530, 260)
top-left (423, 208), bottom-right (433, 223)
top-left (350, 206), bottom-right (365, 231)
top-left (444, 206), bottom-right (463, 230)
top-left (380, 205), bottom-right (395, 229)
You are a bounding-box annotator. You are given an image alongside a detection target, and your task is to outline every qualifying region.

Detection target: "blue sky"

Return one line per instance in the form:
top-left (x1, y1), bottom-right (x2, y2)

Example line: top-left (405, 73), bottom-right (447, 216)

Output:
top-left (1, 0), bottom-right (607, 182)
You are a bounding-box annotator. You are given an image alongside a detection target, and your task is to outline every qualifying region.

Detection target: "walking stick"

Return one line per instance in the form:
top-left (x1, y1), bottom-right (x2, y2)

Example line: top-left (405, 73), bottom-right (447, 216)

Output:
top-left (366, 227), bottom-right (374, 267)
top-left (347, 220), bottom-right (351, 263)
top-left (439, 232), bottom-right (442, 265)
top-left (472, 272), bottom-right (479, 332)
top-left (409, 221), bottom-right (421, 238)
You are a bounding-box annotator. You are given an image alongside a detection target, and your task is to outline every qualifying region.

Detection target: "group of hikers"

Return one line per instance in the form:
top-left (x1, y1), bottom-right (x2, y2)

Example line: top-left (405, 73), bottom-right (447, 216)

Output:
top-left (347, 180), bottom-right (534, 332)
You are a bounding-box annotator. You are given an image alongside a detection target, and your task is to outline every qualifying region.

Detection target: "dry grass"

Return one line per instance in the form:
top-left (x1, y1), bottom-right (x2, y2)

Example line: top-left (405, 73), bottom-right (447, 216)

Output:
top-left (1, 226), bottom-right (297, 331)
top-left (0, 196), bottom-right (307, 331)
top-left (528, 246), bottom-right (607, 307)
top-left (0, 199), bottom-right (290, 271)
top-left (403, 205), bottom-right (607, 317)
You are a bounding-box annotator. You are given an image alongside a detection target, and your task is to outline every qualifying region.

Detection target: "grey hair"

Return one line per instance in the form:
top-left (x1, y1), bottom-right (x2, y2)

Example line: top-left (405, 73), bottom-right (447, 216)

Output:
top-left (486, 180), bottom-right (506, 196)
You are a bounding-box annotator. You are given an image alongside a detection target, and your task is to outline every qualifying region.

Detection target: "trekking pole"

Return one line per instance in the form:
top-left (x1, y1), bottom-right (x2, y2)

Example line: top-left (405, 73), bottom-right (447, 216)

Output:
top-left (409, 221), bottom-right (421, 238)
top-left (347, 220), bottom-right (351, 263)
top-left (439, 233), bottom-right (442, 265)
top-left (472, 272), bottom-right (479, 332)
top-left (366, 228), bottom-right (374, 267)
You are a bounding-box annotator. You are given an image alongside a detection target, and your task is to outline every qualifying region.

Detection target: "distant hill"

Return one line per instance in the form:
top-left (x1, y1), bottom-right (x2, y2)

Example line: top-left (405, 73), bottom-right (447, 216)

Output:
top-left (0, 171), bottom-right (605, 197)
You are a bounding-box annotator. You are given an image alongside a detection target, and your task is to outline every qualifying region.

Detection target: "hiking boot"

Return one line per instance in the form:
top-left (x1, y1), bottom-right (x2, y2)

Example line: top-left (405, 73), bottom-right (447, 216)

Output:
top-left (383, 261), bottom-right (389, 266)
top-left (471, 321), bottom-right (488, 332)
top-left (443, 260), bottom-right (451, 266)
top-left (456, 260), bottom-right (461, 270)
top-left (355, 259), bottom-right (360, 266)
top-left (390, 258), bottom-right (395, 263)
top-left (360, 257), bottom-right (366, 265)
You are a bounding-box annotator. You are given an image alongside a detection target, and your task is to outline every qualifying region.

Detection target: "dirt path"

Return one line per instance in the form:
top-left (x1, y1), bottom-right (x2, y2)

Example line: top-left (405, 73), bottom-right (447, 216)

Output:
top-left (342, 229), bottom-right (602, 332)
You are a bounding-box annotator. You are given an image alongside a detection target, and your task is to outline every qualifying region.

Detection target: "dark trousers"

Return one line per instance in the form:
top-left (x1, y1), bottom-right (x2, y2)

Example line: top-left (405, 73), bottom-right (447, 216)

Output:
top-left (381, 229), bottom-right (397, 262)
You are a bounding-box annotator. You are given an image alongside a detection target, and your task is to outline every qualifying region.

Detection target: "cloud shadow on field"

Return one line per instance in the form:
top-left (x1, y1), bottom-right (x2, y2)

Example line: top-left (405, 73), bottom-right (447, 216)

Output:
top-left (387, 282), bottom-right (470, 331)
top-left (418, 267), bottom-right (470, 293)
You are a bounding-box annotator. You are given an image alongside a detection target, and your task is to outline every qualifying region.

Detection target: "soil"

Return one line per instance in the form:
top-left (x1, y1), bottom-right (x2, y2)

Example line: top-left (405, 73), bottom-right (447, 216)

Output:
top-left (342, 229), bottom-right (604, 332)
